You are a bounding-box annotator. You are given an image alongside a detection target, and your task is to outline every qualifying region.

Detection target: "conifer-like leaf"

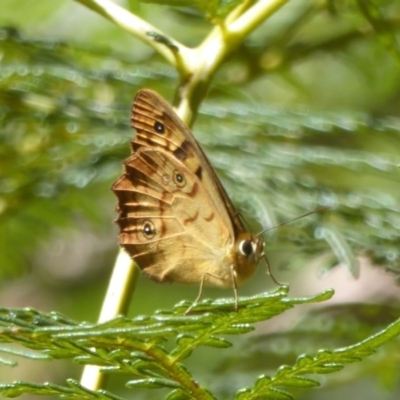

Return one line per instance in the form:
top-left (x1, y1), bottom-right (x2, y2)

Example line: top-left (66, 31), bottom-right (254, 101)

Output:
top-left (126, 378), bottom-right (183, 389)
top-left (1, 291), bottom-right (400, 399)
top-left (236, 317), bottom-right (400, 399)
top-left (0, 379), bottom-right (126, 399)
top-left (0, 289), bottom-right (335, 399)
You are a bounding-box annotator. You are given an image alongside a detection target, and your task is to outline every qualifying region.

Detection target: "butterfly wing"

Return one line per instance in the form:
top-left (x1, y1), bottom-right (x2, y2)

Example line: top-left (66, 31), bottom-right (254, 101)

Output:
top-left (112, 90), bottom-right (243, 287)
top-left (131, 89), bottom-right (246, 236)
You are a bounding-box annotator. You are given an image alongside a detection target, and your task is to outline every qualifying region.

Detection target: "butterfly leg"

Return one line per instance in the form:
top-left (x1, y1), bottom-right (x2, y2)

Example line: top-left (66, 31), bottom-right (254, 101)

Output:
top-left (184, 273), bottom-right (208, 315)
top-left (263, 253), bottom-right (285, 286)
top-left (184, 271), bottom-right (232, 315)
top-left (230, 265), bottom-right (239, 312)
top-left (184, 269), bottom-right (239, 314)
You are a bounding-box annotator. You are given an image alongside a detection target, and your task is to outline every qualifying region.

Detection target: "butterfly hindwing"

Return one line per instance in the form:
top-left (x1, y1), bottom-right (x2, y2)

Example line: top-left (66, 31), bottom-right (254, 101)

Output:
top-left (113, 145), bottom-right (231, 284)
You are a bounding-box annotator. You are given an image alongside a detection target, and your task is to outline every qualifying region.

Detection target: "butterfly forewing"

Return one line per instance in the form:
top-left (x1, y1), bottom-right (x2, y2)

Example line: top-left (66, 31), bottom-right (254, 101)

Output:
top-left (132, 90), bottom-right (245, 234)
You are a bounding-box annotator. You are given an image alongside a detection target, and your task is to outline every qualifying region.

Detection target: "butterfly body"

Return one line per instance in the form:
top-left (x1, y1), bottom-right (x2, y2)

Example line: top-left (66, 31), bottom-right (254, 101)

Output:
top-left (112, 89), bottom-right (264, 295)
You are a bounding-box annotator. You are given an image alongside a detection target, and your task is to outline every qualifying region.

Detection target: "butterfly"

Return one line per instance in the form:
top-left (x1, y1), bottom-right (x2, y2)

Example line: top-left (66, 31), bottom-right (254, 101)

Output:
top-left (112, 89), bottom-right (279, 312)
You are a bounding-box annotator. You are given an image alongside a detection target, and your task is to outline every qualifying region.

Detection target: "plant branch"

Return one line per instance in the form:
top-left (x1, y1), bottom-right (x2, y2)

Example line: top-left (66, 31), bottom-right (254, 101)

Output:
top-left (174, 0), bottom-right (291, 123)
top-left (73, 0), bottom-right (193, 72)
top-left (80, 250), bottom-right (138, 390)
top-left (228, 0), bottom-right (290, 36)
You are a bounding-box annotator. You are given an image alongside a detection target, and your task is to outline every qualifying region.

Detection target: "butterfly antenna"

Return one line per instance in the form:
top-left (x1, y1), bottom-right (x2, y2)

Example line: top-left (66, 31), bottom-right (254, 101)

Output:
top-left (257, 207), bottom-right (330, 237)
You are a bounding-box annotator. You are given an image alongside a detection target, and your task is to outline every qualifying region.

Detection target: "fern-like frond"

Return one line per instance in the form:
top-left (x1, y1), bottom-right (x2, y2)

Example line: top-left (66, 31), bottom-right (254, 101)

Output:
top-left (236, 317), bottom-right (400, 399)
top-left (0, 288), bottom-right (333, 399)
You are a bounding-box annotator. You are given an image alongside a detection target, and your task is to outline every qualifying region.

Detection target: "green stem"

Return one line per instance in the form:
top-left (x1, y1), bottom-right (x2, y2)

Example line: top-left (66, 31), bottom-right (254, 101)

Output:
top-left (73, 0), bottom-right (192, 69)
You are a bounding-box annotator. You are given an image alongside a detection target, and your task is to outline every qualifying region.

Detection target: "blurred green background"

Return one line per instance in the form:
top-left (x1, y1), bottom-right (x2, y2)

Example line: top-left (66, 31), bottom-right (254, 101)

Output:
top-left (0, 1), bottom-right (399, 399)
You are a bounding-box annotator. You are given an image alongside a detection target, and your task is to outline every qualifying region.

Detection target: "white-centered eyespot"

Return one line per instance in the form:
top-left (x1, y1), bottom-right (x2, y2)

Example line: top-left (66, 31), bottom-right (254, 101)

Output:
top-left (142, 220), bottom-right (156, 239)
top-left (173, 169), bottom-right (186, 187)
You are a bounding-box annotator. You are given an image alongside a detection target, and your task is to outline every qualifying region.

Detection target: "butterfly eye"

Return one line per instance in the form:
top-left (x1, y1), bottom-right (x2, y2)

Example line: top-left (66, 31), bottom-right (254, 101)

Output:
top-left (154, 121), bottom-right (165, 133)
top-left (239, 240), bottom-right (255, 257)
top-left (142, 220), bottom-right (156, 239)
top-left (173, 170), bottom-right (186, 187)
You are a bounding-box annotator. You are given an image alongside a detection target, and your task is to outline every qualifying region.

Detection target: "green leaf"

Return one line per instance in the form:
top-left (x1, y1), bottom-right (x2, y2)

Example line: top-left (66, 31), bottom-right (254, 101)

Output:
top-left (201, 335), bottom-right (232, 348)
top-left (0, 379), bottom-right (126, 399)
top-left (235, 317), bottom-right (400, 399)
top-left (279, 376), bottom-right (320, 388)
top-left (166, 388), bottom-right (193, 400)
top-left (310, 363), bottom-right (344, 374)
top-left (126, 378), bottom-right (182, 389)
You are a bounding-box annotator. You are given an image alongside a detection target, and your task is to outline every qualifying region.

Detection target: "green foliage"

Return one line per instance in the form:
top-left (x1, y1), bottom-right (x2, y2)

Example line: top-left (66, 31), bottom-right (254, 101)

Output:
top-left (0, 287), bottom-right (400, 400)
top-left (0, 26), bottom-right (168, 277)
top-left (0, 289), bottom-right (399, 399)
top-left (237, 314), bottom-right (400, 399)
top-left (0, 380), bottom-right (126, 400)
top-left (0, 0), bottom-right (400, 399)
top-left (2, 23), bottom-right (400, 278)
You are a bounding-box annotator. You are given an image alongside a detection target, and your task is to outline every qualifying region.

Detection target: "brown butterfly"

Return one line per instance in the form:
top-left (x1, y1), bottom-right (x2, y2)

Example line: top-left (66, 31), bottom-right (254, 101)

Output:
top-left (112, 89), bottom-right (279, 312)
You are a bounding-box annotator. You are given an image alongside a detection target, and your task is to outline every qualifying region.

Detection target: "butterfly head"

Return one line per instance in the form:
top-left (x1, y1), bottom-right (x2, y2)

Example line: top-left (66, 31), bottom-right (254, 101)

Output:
top-left (233, 232), bottom-right (264, 284)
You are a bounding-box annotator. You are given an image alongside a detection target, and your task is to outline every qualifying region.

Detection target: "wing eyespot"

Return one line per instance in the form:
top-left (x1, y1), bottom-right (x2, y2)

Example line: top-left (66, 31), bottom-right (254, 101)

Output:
top-left (154, 121), bottom-right (165, 133)
top-left (142, 220), bottom-right (156, 240)
top-left (173, 170), bottom-right (186, 188)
